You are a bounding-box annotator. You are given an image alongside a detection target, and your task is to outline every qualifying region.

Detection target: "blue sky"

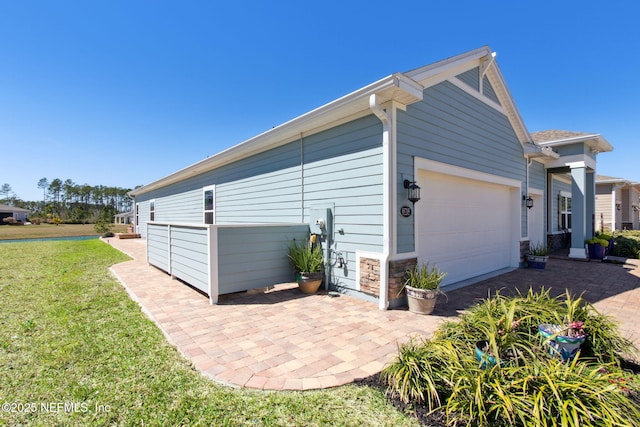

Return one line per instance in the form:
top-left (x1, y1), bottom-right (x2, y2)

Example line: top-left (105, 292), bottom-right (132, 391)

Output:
top-left (1, 1), bottom-right (639, 202)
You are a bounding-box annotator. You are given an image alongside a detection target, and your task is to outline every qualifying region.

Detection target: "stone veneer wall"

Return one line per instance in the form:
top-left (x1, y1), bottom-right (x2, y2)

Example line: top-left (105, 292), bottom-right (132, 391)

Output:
top-left (548, 232), bottom-right (571, 251)
top-left (388, 258), bottom-right (417, 300)
top-left (520, 240), bottom-right (530, 265)
top-left (359, 257), bottom-right (418, 304)
top-left (359, 257), bottom-right (380, 296)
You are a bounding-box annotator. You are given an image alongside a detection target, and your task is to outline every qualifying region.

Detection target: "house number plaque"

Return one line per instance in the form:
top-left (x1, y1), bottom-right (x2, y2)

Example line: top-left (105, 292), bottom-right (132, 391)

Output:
top-left (400, 206), bottom-right (412, 217)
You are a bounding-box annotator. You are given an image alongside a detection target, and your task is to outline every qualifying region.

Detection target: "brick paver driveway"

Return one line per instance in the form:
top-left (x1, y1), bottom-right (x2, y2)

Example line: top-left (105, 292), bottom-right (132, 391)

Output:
top-left (107, 237), bottom-right (640, 391)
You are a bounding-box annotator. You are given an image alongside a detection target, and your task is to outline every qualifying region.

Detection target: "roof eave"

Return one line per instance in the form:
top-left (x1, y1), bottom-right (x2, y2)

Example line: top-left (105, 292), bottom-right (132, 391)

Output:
top-left (537, 134), bottom-right (614, 153)
top-left (130, 74), bottom-right (424, 197)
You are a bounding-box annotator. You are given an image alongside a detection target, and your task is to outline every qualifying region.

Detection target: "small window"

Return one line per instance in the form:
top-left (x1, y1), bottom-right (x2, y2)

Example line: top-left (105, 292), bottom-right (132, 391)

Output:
top-left (204, 186), bottom-right (215, 224)
top-left (150, 200), bottom-right (155, 221)
top-left (559, 192), bottom-right (571, 231)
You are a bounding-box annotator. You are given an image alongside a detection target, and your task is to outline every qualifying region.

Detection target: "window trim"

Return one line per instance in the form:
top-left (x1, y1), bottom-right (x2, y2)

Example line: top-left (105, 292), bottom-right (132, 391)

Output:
top-left (149, 199), bottom-right (155, 222)
top-left (203, 185), bottom-right (215, 225)
top-left (559, 191), bottom-right (571, 231)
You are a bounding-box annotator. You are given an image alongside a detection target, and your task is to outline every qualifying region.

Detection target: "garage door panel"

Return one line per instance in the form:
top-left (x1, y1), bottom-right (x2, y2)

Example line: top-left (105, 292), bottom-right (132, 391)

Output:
top-left (418, 169), bottom-right (514, 286)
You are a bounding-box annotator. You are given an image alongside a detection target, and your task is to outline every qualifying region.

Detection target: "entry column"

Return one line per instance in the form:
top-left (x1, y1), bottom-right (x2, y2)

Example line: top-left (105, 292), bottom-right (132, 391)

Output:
top-left (569, 163), bottom-right (587, 259)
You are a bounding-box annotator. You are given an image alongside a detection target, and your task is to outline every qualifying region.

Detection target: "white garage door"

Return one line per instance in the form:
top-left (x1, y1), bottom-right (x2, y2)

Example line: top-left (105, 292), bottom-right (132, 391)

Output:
top-left (417, 169), bottom-right (515, 286)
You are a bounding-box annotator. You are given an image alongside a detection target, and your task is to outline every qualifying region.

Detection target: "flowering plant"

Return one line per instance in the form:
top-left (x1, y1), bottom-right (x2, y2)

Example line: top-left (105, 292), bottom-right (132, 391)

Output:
top-left (564, 320), bottom-right (585, 338)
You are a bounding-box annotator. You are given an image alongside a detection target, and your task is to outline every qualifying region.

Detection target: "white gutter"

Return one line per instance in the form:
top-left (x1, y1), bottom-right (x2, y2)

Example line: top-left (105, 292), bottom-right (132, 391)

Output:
top-left (369, 94), bottom-right (392, 310)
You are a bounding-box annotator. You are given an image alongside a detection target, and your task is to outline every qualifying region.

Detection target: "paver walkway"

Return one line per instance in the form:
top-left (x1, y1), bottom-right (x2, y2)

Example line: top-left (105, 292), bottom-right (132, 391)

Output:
top-left (106, 237), bottom-right (640, 391)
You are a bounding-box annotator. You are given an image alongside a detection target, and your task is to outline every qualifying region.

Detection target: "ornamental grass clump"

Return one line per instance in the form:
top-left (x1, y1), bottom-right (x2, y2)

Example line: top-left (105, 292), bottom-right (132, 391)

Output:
top-left (287, 240), bottom-right (324, 273)
top-left (381, 288), bottom-right (639, 427)
top-left (403, 262), bottom-right (446, 291)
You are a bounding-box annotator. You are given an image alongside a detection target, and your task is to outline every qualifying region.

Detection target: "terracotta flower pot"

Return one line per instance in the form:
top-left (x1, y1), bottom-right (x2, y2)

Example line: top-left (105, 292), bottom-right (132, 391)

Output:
top-left (296, 272), bottom-right (324, 293)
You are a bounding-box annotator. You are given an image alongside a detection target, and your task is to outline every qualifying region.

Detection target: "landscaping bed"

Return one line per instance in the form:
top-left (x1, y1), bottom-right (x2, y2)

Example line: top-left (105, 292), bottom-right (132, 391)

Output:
top-left (378, 289), bottom-right (640, 426)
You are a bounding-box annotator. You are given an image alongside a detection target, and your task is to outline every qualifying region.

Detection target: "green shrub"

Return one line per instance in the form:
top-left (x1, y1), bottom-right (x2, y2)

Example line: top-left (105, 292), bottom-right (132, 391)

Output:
top-left (94, 220), bottom-right (113, 237)
top-left (403, 262), bottom-right (446, 291)
top-left (612, 231), bottom-right (640, 259)
top-left (586, 237), bottom-right (609, 247)
top-left (382, 288), bottom-right (639, 426)
top-left (528, 243), bottom-right (550, 256)
top-left (287, 240), bottom-right (324, 273)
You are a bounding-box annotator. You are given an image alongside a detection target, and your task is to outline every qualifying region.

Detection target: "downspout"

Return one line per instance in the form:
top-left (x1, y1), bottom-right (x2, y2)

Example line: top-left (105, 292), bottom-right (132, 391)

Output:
top-left (526, 158), bottom-right (532, 237)
top-left (300, 133), bottom-right (305, 223)
top-left (369, 94), bottom-right (392, 310)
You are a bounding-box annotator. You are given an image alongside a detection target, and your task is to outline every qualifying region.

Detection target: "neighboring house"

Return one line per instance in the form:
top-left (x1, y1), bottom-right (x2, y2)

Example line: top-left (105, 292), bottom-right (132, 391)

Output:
top-left (129, 46), bottom-right (612, 309)
top-left (114, 211), bottom-right (134, 225)
top-left (0, 203), bottom-right (30, 223)
top-left (595, 175), bottom-right (640, 231)
top-left (530, 131), bottom-right (614, 257)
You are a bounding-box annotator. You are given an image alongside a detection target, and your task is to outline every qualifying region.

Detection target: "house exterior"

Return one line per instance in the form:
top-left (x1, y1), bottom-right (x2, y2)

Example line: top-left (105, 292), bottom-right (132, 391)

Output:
top-left (0, 203), bottom-right (30, 223)
top-left (114, 211), bottom-right (134, 225)
top-left (595, 175), bottom-right (640, 231)
top-left (129, 46), bottom-right (612, 309)
top-left (531, 131), bottom-right (614, 256)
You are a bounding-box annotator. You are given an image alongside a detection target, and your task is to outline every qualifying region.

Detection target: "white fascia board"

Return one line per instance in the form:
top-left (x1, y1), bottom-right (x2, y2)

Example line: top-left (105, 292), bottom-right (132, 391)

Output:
top-left (405, 46), bottom-right (491, 83)
top-left (484, 63), bottom-right (531, 144)
top-left (130, 74), bottom-right (423, 197)
top-left (537, 134), bottom-right (614, 153)
top-left (407, 46), bottom-right (532, 146)
top-left (544, 154), bottom-right (597, 171)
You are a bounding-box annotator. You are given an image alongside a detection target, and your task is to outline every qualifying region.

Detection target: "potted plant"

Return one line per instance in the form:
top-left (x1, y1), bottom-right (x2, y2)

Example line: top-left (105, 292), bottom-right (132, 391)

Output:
top-left (401, 263), bottom-right (446, 315)
top-left (526, 243), bottom-right (550, 269)
top-left (538, 321), bottom-right (586, 361)
top-left (586, 237), bottom-right (608, 260)
top-left (598, 232), bottom-right (615, 254)
top-left (287, 240), bottom-right (324, 293)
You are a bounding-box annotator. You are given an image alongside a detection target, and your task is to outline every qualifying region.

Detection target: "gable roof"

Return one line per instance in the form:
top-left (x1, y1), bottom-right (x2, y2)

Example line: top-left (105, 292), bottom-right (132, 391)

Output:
top-left (131, 46), bottom-right (532, 197)
top-left (0, 203), bottom-right (30, 213)
top-left (531, 130), bottom-right (613, 153)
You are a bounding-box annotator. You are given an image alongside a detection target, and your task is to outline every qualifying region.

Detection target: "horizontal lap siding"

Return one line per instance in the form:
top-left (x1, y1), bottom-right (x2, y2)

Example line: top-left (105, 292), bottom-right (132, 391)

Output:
top-left (170, 227), bottom-right (209, 293)
top-left (216, 166), bottom-right (301, 223)
top-left (397, 80), bottom-right (526, 252)
top-left (302, 115), bottom-right (384, 290)
top-left (217, 225), bottom-right (309, 294)
top-left (529, 161), bottom-right (546, 191)
top-left (596, 185), bottom-right (613, 231)
top-left (529, 161), bottom-right (547, 237)
top-left (147, 224), bottom-right (168, 270)
top-left (136, 142), bottom-right (303, 230)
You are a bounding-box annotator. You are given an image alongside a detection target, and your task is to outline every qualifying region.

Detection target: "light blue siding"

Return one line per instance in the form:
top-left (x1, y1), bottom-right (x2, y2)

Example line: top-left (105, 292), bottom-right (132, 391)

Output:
top-left (147, 223), bottom-right (169, 270)
top-left (170, 226), bottom-right (209, 293)
top-left (300, 115), bottom-right (384, 290)
top-left (396, 80), bottom-right (526, 252)
top-left (136, 115), bottom-right (384, 293)
top-left (456, 67), bottom-right (480, 91)
top-left (145, 223), bottom-right (309, 297)
top-left (529, 161), bottom-right (546, 191)
top-left (482, 76), bottom-right (501, 105)
top-left (217, 225), bottom-right (309, 294)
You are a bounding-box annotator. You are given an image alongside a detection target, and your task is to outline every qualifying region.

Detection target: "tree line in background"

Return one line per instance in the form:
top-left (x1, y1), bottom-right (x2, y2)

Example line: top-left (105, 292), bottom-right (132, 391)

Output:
top-left (0, 178), bottom-right (135, 224)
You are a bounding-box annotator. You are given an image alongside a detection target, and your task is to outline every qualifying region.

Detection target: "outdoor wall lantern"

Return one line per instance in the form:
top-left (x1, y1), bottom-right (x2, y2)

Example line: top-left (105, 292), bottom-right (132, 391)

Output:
top-left (523, 194), bottom-right (534, 209)
top-left (616, 202), bottom-right (622, 211)
top-left (403, 179), bottom-right (421, 205)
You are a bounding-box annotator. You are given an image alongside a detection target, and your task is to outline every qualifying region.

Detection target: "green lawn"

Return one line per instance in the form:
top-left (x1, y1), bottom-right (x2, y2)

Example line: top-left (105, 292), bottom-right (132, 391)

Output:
top-left (0, 223), bottom-right (129, 240)
top-left (0, 240), bottom-right (417, 426)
